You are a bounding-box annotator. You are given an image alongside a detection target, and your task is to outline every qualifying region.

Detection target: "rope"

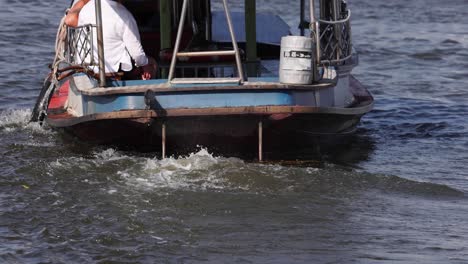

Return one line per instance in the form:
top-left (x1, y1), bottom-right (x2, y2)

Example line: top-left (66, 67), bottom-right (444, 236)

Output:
top-left (51, 15), bottom-right (68, 87)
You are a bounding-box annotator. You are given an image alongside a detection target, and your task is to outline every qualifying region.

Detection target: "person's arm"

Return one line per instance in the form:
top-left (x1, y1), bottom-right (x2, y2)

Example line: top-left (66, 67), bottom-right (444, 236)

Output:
top-left (64, 0), bottom-right (90, 27)
top-left (121, 15), bottom-right (148, 66)
top-left (121, 13), bottom-right (157, 79)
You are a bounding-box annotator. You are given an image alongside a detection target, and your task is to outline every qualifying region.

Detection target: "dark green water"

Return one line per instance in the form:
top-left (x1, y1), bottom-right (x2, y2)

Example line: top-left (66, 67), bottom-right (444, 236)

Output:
top-left (1, 0), bottom-right (468, 263)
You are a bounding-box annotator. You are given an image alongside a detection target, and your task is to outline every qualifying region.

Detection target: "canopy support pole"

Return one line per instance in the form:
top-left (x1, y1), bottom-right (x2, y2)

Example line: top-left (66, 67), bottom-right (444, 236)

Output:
top-left (160, 0), bottom-right (172, 78)
top-left (95, 0), bottom-right (106, 87)
top-left (245, 0), bottom-right (257, 77)
top-left (309, 0), bottom-right (316, 25)
top-left (309, 0), bottom-right (319, 82)
top-left (300, 0), bottom-right (305, 36)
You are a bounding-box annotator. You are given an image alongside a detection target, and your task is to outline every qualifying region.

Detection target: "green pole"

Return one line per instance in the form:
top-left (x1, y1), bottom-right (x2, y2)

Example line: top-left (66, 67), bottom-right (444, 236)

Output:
top-left (245, 0), bottom-right (257, 77)
top-left (160, 0), bottom-right (172, 78)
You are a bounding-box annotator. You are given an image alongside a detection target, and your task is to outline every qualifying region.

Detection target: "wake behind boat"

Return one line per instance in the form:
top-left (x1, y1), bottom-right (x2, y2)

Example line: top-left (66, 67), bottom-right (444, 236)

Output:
top-left (31, 0), bottom-right (373, 160)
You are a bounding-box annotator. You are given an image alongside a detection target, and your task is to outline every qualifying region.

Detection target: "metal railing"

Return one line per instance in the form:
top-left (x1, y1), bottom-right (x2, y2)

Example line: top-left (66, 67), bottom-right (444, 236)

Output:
top-left (316, 10), bottom-right (352, 65)
top-left (66, 24), bottom-right (97, 67)
top-left (64, 7), bottom-right (352, 80)
top-left (168, 0), bottom-right (244, 84)
top-left (158, 60), bottom-right (259, 79)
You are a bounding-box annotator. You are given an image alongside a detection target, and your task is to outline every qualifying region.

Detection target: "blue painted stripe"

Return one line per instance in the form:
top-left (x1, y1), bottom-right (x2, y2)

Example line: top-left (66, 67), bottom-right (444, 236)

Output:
top-left (84, 91), bottom-right (293, 114)
top-left (247, 77), bottom-right (279, 83)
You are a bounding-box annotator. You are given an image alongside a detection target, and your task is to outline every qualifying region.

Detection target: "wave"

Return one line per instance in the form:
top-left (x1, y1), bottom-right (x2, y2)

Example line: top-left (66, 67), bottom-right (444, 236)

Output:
top-left (0, 109), bottom-right (31, 127)
top-left (45, 148), bottom-right (465, 198)
top-left (118, 148), bottom-right (249, 191)
top-left (0, 108), bottom-right (50, 135)
top-left (409, 51), bottom-right (443, 61)
top-left (441, 39), bottom-right (461, 45)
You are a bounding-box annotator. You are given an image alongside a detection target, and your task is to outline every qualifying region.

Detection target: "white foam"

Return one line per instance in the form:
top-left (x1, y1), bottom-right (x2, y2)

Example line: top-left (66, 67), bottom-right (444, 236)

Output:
top-left (93, 148), bottom-right (125, 161)
top-left (118, 147), bottom-right (326, 193)
top-left (0, 108), bottom-right (51, 135)
top-left (120, 148), bottom-right (240, 191)
top-left (306, 167), bottom-right (320, 174)
top-left (0, 109), bottom-right (30, 127)
top-left (48, 146), bottom-right (324, 194)
top-left (50, 159), bottom-right (63, 168)
top-left (17, 141), bottom-right (56, 147)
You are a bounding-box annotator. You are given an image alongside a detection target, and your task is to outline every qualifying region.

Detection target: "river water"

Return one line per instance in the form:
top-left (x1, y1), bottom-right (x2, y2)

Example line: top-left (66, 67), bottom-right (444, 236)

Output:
top-left (1, 0), bottom-right (468, 263)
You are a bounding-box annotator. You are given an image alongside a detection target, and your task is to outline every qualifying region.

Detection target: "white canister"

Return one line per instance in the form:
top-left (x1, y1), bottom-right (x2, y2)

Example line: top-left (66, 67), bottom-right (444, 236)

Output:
top-left (279, 36), bottom-right (315, 84)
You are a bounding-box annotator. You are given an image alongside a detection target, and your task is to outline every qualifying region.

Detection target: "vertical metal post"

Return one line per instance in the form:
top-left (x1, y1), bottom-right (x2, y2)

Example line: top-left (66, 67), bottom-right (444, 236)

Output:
top-left (319, 0), bottom-right (329, 20)
top-left (160, 0), bottom-right (172, 78)
top-left (300, 0), bottom-right (305, 36)
top-left (245, 0), bottom-right (257, 77)
top-left (309, 0), bottom-right (316, 25)
top-left (95, 0), bottom-right (106, 87)
top-left (187, 0), bottom-right (193, 32)
top-left (309, 0), bottom-right (319, 82)
top-left (162, 123), bottom-right (166, 159)
top-left (315, 21), bottom-right (321, 65)
top-left (332, 0), bottom-right (342, 60)
top-left (168, 0), bottom-right (189, 82)
top-left (172, 0), bottom-right (179, 28)
top-left (223, 0), bottom-right (245, 82)
top-left (347, 17), bottom-right (352, 56)
top-left (205, 0), bottom-right (212, 41)
top-left (258, 121), bottom-right (263, 162)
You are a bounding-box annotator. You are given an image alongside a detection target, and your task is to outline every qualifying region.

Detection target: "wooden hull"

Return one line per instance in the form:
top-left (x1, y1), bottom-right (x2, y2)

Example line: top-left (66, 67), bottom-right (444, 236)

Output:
top-left (43, 70), bottom-right (373, 158)
top-left (49, 108), bottom-right (369, 157)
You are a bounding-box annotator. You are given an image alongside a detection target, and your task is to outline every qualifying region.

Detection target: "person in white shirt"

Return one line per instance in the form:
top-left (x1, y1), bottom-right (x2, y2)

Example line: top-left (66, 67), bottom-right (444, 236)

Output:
top-left (65, 0), bottom-right (156, 80)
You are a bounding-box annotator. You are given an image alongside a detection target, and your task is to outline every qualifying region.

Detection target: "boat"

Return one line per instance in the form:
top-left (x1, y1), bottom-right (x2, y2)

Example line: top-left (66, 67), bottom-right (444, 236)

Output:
top-left (31, 0), bottom-right (373, 160)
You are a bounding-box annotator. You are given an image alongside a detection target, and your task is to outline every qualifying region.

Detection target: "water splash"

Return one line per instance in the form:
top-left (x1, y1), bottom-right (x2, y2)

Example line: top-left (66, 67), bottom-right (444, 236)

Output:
top-left (0, 108), bottom-right (50, 134)
top-left (49, 148), bottom-right (461, 198)
top-left (0, 109), bottom-right (31, 129)
top-left (120, 148), bottom-right (240, 191)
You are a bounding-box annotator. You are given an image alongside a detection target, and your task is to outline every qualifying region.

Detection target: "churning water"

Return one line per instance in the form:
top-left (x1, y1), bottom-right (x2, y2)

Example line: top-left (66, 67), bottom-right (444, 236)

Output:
top-left (1, 0), bottom-right (468, 263)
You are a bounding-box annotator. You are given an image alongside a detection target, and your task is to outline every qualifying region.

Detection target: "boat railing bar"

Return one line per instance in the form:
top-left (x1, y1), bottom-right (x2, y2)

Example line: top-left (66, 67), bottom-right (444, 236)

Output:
top-left (317, 10), bottom-right (352, 66)
top-left (317, 10), bottom-right (351, 24)
top-left (176, 50), bottom-right (236, 57)
top-left (170, 77), bottom-right (241, 85)
top-left (66, 24), bottom-right (97, 67)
